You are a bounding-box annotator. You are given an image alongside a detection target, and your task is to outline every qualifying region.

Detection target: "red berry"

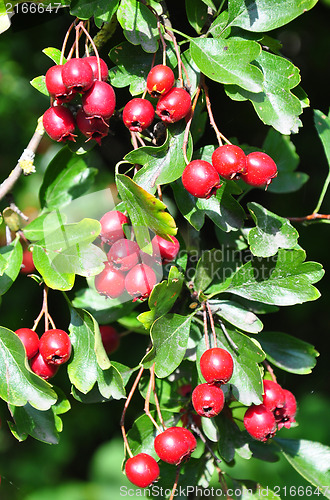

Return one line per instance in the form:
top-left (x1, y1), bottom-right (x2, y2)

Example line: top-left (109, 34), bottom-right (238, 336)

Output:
top-left (274, 389), bottom-right (297, 429)
top-left (76, 108), bottom-right (109, 145)
top-left (178, 384), bottom-right (192, 397)
top-left (99, 210), bottom-right (129, 245)
top-left (125, 264), bottom-right (157, 300)
top-left (61, 58), bottom-right (94, 93)
top-left (99, 325), bottom-right (120, 354)
top-left (125, 453), bottom-right (159, 488)
top-left (45, 65), bottom-right (75, 103)
top-left (84, 56), bottom-right (109, 81)
top-left (182, 160), bottom-right (221, 199)
top-left (21, 249), bottom-right (35, 274)
top-left (30, 352), bottom-right (59, 380)
top-left (15, 328), bottom-right (39, 360)
top-left (262, 380), bottom-right (286, 412)
top-left (200, 347), bottom-right (234, 384)
top-left (152, 235), bottom-right (180, 263)
top-left (156, 87), bottom-right (192, 123)
top-left (211, 144), bottom-right (247, 180)
top-left (43, 106), bottom-right (76, 143)
top-left (147, 64), bottom-right (175, 98)
top-left (39, 329), bottom-right (71, 365)
top-left (95, 262), bottom-right (126, 298)
top-left (154, 426), bottom-right (196, 465)
top-left (82, 80), bottom-right (116, 122)
top-left (192, 383), bottom-right (225, 418)
top-left (107, 238), bottom-right (140, 271)
top-left (123, 98), bottom-right (155, 132)
top-left (241, 151), bottom-right (277, 187)
top-left (244, 404), bottom-right (277, 441)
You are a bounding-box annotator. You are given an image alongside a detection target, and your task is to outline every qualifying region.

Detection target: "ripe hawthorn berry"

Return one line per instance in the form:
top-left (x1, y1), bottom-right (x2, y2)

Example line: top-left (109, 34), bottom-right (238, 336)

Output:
top-left (30, 352), bottom-right (59, 380)
top-left (192, 383), bottom-right (225, 418)
top-left (43, 106), bottom-right (76, 143)
top-left (182, 160), bottom-right (221, 199)
top-left (82, 80), bottom-right (116, 123)
top-left (99, 325), bottom-right (120, 354)
top-left (262, 379), bottom-right (286, 412)
top-left (274, 389), bottom-right (297, 429)
top-left (21, 249), bottom-right (35, 274)
top-left (99, 210), bottom-right (129, 245)
top-left (39, 329), bottom-right (72, 365)
top-left (45, 65), bottom-right (75, 103)
top-left (125, 453), bottom-right (160, 488)
top-left (154, 426), bottom-right (196, 465)
top-left (211, 144), bottom-right (247, 180)
top-left (95, 262), bottom-right (126, 298)
top-left (241, 151), bottom-right (277, 187)
top-left (76, 108), bottom-right (109, 145)
top-left (15, 328), bottom-right (39, 360)
top-left (84, 56), bottom-right (109, 81)
top-left (61, 58), bottom-right (94, 93)
top-left (200, 347), bottom-right (234, 384)
top-left (125, 263), bottom-right (157, 300)
top-left (146, 64), bottom-right (175, 98)
top-left (122, 98), bottom-right (155, 132)
top-left (244, 404), bottom-right (277, 442)
top-left (156, 87), bottom-right (192, 123)
top-left (151, 235), bottom-right (180, 263)
top-left (107, 238), bottom-right (140, 271)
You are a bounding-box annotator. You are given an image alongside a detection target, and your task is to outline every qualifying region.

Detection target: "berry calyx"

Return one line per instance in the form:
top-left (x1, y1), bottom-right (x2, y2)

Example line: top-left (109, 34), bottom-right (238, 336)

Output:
top-left (211, 144), bottom-right (247, 180)
top-left (84, 56), bottom-right (109, 82)
top-left (76, 109), bottom-right (109, 145)
top-left (156, 87), bottom-right (192, 123)
top-left (95, 262), bottom-right (126, 299)
top-left (30, 352), bottom-right (59, 380)
top-left (45, 65), bottom-right (75, 103)
top-left (122, 98), bottom-right (155, 132)
top-left (200, 347), bottom-right (234, 384)
top-left (61, 58), bottom-right (94, 93)
top-left (107, 238), bottom-right (140, 271)
top-left (262, 379), bottom-right (286, 412)
top-left (99, 325), bottom-right (120, 354)
top-left (146, 64), bottom-right (175, 98)
top-left (99, 210), bottom-right (129, 245)
top-left (154, 426), bottom-right (196, 465)
top-left (244, 404), bottom-right (277, 442)
top-left (241, 151), bottom-right (277, 187)
top-left (39, 329), bottom-right (72, 365)
top-left (274, 389), bottom-right (297, 429)
top-left (82, 80), bottom-right (116, 122)
top-left (43, 106), bottom-right (76, 143)
top-left (152, 235), bottom-right (180, 263)
top-left (192, 383), bottom-right (225, 418)
top-left (125, 264), bottom-right (157, 300)
top-left (15, 328), bottom-right (39, 360)
top-left (125, 453), bottom-right (160, 488)
top-left (182, 160), bottom-right (221, 199)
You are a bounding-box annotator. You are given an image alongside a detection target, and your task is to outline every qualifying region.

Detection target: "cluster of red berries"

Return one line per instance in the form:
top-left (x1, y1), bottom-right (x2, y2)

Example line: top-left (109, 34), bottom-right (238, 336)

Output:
top-left (94, 210), bottom-right (180, 301)
top-left (182, 144), bottom-right (278, 199)
top-left (43, 55), bottom-right (115, 144)
top-left (192, 347), bottom-right (234, 418)
top-left (15, 327), bottom-right (71, 380)
top-left (244, 379), bottom-right (297, 442)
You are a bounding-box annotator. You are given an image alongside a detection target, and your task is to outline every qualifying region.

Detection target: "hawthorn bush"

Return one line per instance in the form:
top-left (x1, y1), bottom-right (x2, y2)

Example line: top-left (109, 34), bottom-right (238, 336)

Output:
top-left (0, 0), bottom-right (330, 499)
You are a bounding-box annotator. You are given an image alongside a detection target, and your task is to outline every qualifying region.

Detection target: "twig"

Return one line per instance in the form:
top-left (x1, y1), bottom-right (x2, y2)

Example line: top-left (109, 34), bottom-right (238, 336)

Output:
top-left (288, 213), bottom-right (330, 222)
top-left (202, 74), bottom-right (231, 147)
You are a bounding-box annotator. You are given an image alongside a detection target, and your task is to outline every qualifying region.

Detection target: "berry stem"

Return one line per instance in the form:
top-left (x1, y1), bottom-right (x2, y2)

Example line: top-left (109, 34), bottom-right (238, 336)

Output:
top-left (218, 319), bottom-right (239, 351)
top-left (182, 86), bottom-right (200, 164)
top-left (60, 20), bottom-right (76, 65)
top-left (164, 28), bottom-right (183, 87)
top-left (288, 212), bottom-right (330, 222)
top-left (79, 21), bottom-right (102, 81)
top-left (169, 465), bottom-right (182, 500)
top-left (203, 304), bottom-right (210, 350)
top-left (206, 300), bottom-right (217, 347)
top-left (32, 285), bottom-right (57, 332)
top-left (263, 360), bottom-right (277, 383)
top-left (191, 422), bottom-right (222, 464)
top-left (202, 75), bottom-right (231, 147)
top-left (144, 363), bottom-right (162, 432)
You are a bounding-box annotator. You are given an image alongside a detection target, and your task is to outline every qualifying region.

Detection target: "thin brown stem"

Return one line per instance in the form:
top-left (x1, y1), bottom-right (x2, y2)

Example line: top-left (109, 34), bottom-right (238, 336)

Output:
top-left (263, 360), bottom-right (277, 383)
top-left (169, 465), bottom-right (182, 500)
top-left (79, 22), bottom-right (102, 81)
top-left (144, 364), bottom-right (162, 432)
top-left (157, 184), bottom-right (163, 201)
top-left (202, 75), bottom-right (231, 146)
top-left (182, 86), bottom-right (201, 164)
top-left (206, 300), bottom-right (217, 347)
top-left (60, 20), bottom-right (75, 65)
top-left (203, 304), bottom-right (210, 349)
top-left (43, 286), bottom-right (49, 332)
top-left (165, 29), bottom-right (183, 86)
top-left (288, 213), bottom-right (330, 222)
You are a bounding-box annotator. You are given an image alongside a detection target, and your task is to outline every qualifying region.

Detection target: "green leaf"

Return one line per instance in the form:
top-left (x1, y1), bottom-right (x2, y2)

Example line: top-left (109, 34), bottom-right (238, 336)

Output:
top-left (247, 202), bottom-right (299, 257)
top-left (194, 249), bottom-right (224, 293)
top-left (258, 331), bottom-right (319, 374)
top-left (39, 147), bottom-right (97, 210)
top-left (143, 313), bottom-right (193, 378)
top-left (185, 0), bottom-right (209, 34)
top-left (216, 412), bottom-right (252, 462)
top-left (117, 0), bottom-right (159, 53)
top-left (225, 50), bottom-right (303, 134)
top-left (190, 37), bottom-right (263, 93)
top-left (116, 174), bottom-right (177, 250)
top-left (209, 299), bottom-right (263, 334)
top-left (314, 109), bottom-right (330, 166)
top-left (275, 438), bottom-right (330, 497)
top-left (0, 236), bottom-right (22, 295)
top-left (32, 245), bottom-right (75, 291)
top-left (30, 75), bottom-right (48, 96)
top-left (262, 128), bottom-right (309, 194)
top-left (9, 388), bottom-right (70, 444)
top-left (67, 303), bottom-right (125, 400)
top-left (0, 327), bottom-right (57, 410)
top-left (209, 249), bottom-right (324, 306)
top-left (138, 267), bottom-right (184, 330)
top-left (139, 375), bottom-right (183, 412)
top-left (42, 47), bottom-right (65, 65)
top-left (70, 0), bottom-right (119, 23)
top-left (130, 122), bottom-right (193, 194)
top-left (228, 0), bottom-right (318, 32)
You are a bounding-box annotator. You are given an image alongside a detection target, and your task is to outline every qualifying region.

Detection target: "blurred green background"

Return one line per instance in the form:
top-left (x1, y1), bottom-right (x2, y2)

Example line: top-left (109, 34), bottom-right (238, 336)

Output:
top-left (0, 2), bottom-right (330, 499)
